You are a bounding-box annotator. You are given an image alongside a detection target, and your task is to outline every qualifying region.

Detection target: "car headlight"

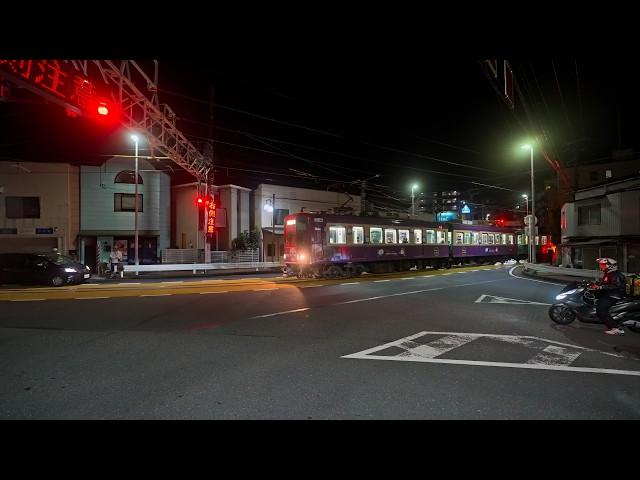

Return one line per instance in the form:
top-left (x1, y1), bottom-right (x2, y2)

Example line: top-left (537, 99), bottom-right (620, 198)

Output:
top-left (555, 294), bottom-right (567, 300)
top-left (85, 266), bottom-right (91, 271)
top-left (64, 268), bottom-right (78, 273)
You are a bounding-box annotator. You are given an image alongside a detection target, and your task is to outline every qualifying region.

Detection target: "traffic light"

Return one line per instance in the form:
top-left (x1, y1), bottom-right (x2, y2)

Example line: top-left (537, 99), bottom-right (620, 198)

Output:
top-left (87, 97), bottom-right (120, 127)
top-left (197, 196), bottom-right (205, 230)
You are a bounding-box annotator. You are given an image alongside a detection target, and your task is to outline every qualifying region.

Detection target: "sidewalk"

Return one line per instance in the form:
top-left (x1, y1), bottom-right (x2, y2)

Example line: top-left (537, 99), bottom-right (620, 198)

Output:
top-left (91, 265), bottom-right (283, 282)
top-left (518, 263), bottom-right (590, 284)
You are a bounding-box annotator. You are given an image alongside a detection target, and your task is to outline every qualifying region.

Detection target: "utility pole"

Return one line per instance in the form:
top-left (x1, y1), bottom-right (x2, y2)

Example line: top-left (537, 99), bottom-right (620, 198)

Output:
top-left (360, 180), bottom-right (366, 216)
top-left (272, 193), bottom-right (276, 262)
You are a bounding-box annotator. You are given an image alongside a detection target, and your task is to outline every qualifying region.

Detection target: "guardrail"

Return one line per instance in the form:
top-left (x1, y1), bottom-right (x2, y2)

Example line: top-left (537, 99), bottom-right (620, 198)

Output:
top-left (521, 262), bottom-right (602, 279)
top-left (123, 262), bottom-right (282, 275)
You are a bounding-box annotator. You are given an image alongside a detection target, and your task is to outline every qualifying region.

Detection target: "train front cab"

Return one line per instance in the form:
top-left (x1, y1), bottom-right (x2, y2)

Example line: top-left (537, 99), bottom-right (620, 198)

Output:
top-left (283, 214), bottom-right (315, 275)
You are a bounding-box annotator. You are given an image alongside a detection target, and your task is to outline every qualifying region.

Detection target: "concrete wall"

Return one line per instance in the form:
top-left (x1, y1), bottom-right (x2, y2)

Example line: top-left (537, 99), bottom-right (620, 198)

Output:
top-left (80, 157), bottom-right (168, 234)
top-left (254, 184), bottom-right (361, 231)
top-left (562, 191), bottom-right (640, 238)
top-left (0, 161), bottom-right (79, 254)
top-left (172, 184), bottom-right (198, 249)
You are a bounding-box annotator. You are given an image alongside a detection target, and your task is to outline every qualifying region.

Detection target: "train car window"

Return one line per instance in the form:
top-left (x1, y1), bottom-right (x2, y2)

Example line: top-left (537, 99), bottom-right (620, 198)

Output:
top-left (481, 233), bottom-right (487, 244)
top-left (463, 232), bottom-right (471, 245)
top-left (508, 234), bottom-right (514, 245)
top-left (329, 226), bottom-right (346, 244)
top-left (370, 227), bottom-right (383, 244)
top-left (535, 236), bottom-right (540, 245)
top-left (297, 220), bottom-right (308, 245)
top-left (436, 230), bottom-right (446, 244)
top-left (285, 223), bottom-right (296, 245)
top-left (385, 229), bottom-right (397, 244)
top-left (414, 229), bottom-right (422, 244)
top-left (487, 234), bottom-right (494, 245)
top-left (448, 232), bottom-right (452, 244)
top-left (353, 226), bottom-right (364, 244)
top-left (501, 234), bottom-right (506, 245)
top-left (472, 232), bottom-right (480, 245)
top-left (426, 230), bottom-right (436, 244)
top-left (398, 229), bottom-right (410, 244)
top-left (541, 235), bottom-right (547, 245)
top-left (455, 232), bottom-right (463, 245)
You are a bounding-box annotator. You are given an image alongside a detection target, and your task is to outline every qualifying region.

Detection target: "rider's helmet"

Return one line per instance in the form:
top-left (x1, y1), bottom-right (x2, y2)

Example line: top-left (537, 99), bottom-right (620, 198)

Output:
top-left (597, 257), bottom-right (618, 273)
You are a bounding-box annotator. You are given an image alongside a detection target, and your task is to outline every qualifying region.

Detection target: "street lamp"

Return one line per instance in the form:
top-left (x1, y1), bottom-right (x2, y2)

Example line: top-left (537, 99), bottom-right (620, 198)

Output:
top-left (264, 195), bottom-right (275, 261)
top-left (411, 184), bottom-right (419, 216)
top-left (521, 144), bottom-right (535, 263)
top-left (130, 134), bottom-right (140, 274)
top-left (522, 194), bottom-right (529, 216)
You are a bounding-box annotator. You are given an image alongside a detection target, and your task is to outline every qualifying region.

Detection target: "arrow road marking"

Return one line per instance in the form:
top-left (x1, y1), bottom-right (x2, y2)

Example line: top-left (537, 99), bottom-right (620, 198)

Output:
top-left (475, 294), bottom-right (551, 306)
top-left (342, 331), bottom-right (639, 376)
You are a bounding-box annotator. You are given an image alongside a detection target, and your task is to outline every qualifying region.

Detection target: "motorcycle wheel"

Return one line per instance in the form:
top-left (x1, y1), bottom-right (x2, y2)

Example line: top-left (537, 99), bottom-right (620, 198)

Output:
top-left (549, 304), bottom-right (576, 325)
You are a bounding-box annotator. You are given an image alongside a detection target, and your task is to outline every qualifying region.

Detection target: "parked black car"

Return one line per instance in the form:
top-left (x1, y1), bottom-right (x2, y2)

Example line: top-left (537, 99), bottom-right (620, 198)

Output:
top-left (0, 252), bottom-right (91, 287)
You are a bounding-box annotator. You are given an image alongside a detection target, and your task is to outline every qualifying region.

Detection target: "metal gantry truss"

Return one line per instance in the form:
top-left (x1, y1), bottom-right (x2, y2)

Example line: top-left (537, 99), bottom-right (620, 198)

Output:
top-left (68, 60), bottom-right (213, 182)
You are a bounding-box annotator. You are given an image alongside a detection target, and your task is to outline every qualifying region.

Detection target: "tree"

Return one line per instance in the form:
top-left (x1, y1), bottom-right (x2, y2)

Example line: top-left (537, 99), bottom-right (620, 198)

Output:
top-left (231, 230), bottom-right (261, 251)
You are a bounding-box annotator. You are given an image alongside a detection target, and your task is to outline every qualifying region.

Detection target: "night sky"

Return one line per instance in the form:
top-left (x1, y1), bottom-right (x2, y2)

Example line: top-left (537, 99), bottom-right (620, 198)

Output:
top-left (1, 51), bottom-right (638, 214)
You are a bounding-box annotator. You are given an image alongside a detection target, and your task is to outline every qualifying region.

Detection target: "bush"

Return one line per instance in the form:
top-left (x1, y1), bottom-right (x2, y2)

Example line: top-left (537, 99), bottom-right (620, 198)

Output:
top-left (231, 230), bottom-right (261, 251)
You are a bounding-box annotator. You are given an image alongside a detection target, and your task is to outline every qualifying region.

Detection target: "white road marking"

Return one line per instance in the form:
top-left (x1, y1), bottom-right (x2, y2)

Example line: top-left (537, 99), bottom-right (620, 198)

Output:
top-left (162, 281), bottom-right (184, 284)
top-left (474, 294), bottom-right (551, 306)
top-left (400, 277), bottom-right (415, 280)
top-left (441, 273), bottom-right (453, 275)
top-left (75, 296), bottom-right (109, 300)
top-left (140, 294), bottom-right (172, 297)
top-left (253, 288), bottom-right (278, 291)
top-left (120, 282), bottom-right (141, 285)
top-left (398, 334), bottom-right (478, 358)
top-left (374, 280), bottom-right (391, 283)
top-left (508, 265), bottom-right (564, 286)
top-left (341, 282), bottom-right (360, 285)
top-left (527, 345), bottom-right (582, 366)
top-left (251, 307), bottom-right (311, 319)
top-left (337, 279), bottom-right (502, 306)
top-left (342, 355), bottom-right (640, 377)
top-left (9, 299), bottom-right (45, 302)
top-left (199, 291), bottom-right (229, 295)
top-left (342, 330), bottom-right (637, 376)
top-left (300, 284), bottom-right (324, 288)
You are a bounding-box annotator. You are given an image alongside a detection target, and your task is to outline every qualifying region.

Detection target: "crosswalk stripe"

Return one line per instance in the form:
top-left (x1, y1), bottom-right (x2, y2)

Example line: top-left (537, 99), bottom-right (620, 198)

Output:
top-left (398, 334), bottom-right (478, 359)
top-left (527, 345), bottom-right (582, 366)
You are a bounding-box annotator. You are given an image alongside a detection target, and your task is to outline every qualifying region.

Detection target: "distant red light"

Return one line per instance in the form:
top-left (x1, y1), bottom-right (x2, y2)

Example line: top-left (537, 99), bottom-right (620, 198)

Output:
top-left (97, 101), bottom-right (109, 116)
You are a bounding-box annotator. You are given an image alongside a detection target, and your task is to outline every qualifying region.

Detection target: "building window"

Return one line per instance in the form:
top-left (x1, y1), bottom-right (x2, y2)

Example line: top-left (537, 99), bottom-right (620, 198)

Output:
top-left (414, 229), bottom-right (422, 244)
top-left (114, 170), bottom-right (143, 184)
top-left (274, 209), bottom-right (289, 226)
top-left (385, 229), bottom-right (397, 244)
top-left (5, 196), bottom-right (40, 218)
top-left (370, 227), bottom-right (383, 244)
top-left (352, 226), bottom-right (364, 244)
top-left (605, 169), bottom-right (612, 178)
top-left (578, 204), bottom-right (601, 225)
top-left (398, 229), bottom-right (410, 244)
top-left (114, 193), bottom-right (143, 212)
top-left (329, 226), bottom-right (346, 244)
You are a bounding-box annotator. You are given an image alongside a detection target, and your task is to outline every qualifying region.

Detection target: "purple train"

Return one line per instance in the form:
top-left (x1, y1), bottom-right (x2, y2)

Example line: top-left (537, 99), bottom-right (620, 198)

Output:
top-left (283, 212), bottom-right (519, 278)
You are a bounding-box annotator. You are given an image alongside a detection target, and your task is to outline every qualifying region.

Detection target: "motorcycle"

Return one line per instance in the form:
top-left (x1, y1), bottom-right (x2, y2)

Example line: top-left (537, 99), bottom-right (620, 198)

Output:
top-left (548, 281), bottom-right (640, 333)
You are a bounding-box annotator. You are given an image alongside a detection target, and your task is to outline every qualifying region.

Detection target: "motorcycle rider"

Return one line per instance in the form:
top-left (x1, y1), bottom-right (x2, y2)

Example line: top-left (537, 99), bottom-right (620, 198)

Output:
top-left (588, 258), bottom-right (627, 335)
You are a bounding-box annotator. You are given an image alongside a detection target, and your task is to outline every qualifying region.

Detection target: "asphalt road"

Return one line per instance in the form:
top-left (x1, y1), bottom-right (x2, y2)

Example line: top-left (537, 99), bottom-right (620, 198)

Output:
top-left (1, 265), bottom-right (639, 419)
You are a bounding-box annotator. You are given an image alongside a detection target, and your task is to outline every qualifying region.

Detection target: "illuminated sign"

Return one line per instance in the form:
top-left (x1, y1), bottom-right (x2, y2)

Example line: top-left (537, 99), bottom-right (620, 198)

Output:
top-left (206, 199), bottom-right (216, 235)
top-left (461, 204), bottom-right (471, 214)
top-left (0, 60), bottom-right (112, 118)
